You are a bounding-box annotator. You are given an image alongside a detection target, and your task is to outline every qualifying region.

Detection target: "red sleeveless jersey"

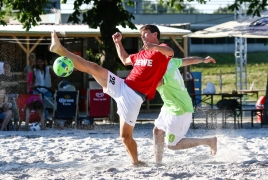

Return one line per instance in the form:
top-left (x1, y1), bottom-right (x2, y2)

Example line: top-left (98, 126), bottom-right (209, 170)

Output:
top-left (125, 43), bottom-right (171, 100)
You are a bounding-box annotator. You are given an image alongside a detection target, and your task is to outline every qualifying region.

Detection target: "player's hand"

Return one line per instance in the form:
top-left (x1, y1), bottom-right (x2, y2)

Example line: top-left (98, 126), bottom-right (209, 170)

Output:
top-left (112, 32), bottom-right (122, 43)
top-left (204, 56), bottom-right (216, 64)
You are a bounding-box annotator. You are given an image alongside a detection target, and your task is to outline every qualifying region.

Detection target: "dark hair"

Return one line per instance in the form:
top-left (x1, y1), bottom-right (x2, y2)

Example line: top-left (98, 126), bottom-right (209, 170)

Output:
top-left (35, 56), bottom-right (47, 79)
top-left (30, 100), bottom-right (43, 111)
top-left (139, 25), bottom-right (160, 40)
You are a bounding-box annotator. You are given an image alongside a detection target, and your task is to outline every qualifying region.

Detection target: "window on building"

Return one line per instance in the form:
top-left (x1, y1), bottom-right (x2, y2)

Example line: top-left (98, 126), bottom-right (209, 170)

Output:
top-left (227, 37), bottom-right (234, 44)
top-left (256, 38), bottom-right (268, 43)
top-left (247, 38), bottom-right (256, 44)
top-left (203, 38), bottom-right (214, 44)
top-left (215, 37), bottom-right (226, 44)
top-left (191, 38), bottom-right (203, 44)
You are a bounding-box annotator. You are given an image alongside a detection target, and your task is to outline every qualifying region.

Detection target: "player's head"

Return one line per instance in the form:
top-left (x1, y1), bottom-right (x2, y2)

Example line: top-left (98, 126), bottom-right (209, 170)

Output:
top-left (140, 24), bottom-right (160, 41)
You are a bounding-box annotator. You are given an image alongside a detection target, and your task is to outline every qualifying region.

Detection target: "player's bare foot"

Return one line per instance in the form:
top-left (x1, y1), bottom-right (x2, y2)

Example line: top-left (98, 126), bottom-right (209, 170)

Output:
top-left (209, 137), bottom-right (217, 156)
top-left (50, 30), bottom-right (63, 54)
top-left (132, 160), bottom-right (148, 167)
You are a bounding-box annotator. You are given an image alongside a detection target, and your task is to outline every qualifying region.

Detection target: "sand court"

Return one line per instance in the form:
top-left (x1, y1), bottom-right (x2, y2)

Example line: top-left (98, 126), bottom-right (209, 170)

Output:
top-left (0, 122), bottom-right (268, 179)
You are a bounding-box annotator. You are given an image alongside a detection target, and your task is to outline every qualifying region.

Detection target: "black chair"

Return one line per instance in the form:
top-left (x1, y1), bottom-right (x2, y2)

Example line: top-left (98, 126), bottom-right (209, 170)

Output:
top-left (52, 90), bottom-right (79, 128)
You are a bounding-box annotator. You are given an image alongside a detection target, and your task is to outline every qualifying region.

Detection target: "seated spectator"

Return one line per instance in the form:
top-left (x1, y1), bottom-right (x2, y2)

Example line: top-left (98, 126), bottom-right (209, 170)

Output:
top-left (24, 96), bottom-right (45, 131)
top-left (0, 62), bottom-right (19, 94)
top-left (31, 57), bottom-right (59, 120)
top-left (0, 102), bottom-right (12, 131)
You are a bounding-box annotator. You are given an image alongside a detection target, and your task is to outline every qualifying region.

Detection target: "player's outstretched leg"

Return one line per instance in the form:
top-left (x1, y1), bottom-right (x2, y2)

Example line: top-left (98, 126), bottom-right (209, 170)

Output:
top-left (50, 30), bottom-right (108, 88)
top-left (168, 137), bottom-right (217, 156)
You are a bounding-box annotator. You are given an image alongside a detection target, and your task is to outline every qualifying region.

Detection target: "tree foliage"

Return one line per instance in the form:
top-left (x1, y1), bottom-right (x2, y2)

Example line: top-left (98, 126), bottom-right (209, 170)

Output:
top-left (213, 5), bottom-right (234, 14)
top-left (4, 0), bottom-right (48, 30)
top-left (0, 0), bottom-right (266, 72)
top-left (1, 0), bottom-right (136, 73)
top-left (0, 0), bottom-right (266, 31)
top-left (62, 0), bottom-right (136, 72)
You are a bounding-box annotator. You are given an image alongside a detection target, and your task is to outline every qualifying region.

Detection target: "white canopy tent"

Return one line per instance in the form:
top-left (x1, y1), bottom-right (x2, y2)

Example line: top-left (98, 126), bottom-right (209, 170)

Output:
top-left (186, 20), bottom-right (268, 39)
top-left (186, 11), bottom-right (268, 91)
top-left (187, 10), bottom-right (268, 39)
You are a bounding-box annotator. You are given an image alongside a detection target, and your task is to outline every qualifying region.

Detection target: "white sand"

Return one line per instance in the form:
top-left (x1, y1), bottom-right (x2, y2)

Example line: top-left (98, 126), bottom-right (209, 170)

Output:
top-left (1, 122), bottom-right (268, 180)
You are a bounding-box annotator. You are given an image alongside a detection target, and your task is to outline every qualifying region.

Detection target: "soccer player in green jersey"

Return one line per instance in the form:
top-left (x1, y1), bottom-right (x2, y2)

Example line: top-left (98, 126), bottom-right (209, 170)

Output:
top-left (154, 56), bottom-right (217, 163)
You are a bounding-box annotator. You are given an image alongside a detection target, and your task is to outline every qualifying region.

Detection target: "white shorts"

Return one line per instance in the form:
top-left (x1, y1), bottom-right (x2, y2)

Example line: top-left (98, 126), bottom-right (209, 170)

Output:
top-left (103, 71), bottom-right (144, 126)
top-left (154, 110), bottom-right (192, 146)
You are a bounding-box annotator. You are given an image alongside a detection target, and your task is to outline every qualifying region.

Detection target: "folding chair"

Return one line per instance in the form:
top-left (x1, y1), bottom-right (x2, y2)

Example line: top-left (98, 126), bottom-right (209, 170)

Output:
top-left (0, 89), bottom-right (17, 131)
top-left (191, 72), bottom-right (202, 106)
top-left (52, 90), bottom-right (79, 128)
top-left (88, 89), bottom-right (111, 122)
top-left (13, 94), bottom-right (42, 131)
top-left (0, 89), bottom-right (7, 103)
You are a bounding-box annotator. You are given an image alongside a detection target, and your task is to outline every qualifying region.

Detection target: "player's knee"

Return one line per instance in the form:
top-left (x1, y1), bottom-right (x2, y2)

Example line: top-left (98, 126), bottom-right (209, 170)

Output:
top-left (153, 126), bottom-right (157, 134)
top-left (153, 126), bottom-right (164, 136)
top-left (120, 134), bottom-right (132, 145)
top-left (6, 110), bottom-right (12, 117)
top-left (91, 62), bottom-right (101, 71)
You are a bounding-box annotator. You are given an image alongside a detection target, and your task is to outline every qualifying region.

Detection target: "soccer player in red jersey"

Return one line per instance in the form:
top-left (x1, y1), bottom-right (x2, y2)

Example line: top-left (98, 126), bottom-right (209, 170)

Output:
top-left (50, 25), bottom-right (173, 165)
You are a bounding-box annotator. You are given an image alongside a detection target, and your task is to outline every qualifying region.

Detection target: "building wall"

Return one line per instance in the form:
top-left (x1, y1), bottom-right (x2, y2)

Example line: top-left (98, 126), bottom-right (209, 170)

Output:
top-left (60, 13), bottom-right (268, 53)
top-left (60, 14), bottom-right (233, 31)
top-left (190, 44), bottom-right (268, 53)
top-left (132, 14), bottom-right (234, 28)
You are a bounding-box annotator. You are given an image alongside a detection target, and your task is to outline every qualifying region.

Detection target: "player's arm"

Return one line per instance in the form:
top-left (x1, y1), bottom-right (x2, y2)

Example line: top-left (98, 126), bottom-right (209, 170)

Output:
top-left (153, 44), bottom-right (174, 57)
top-left (112, 32), bottom-right (132, 66)
top-left (143, 42), bottom-right (174, 57)
top-left (181, 56), bottom-right (216, 66)
top-left (114, 42), bottom-right (132, 65)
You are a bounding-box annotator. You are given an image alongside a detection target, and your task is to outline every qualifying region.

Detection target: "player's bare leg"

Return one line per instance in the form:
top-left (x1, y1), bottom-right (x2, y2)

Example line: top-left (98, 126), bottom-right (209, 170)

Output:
top-left (119, 117), bottom-right (139, 165)
top-left (0, 110), bottom-right (12, 131)
top-left (38, 110), bottom-right (45, 130)
top-left (25, 108), bottom-right (30, 131)
top-left (168, 137), bottom-right (217, 156)
top-left (153, 127), bottom-right (165, 163)
top-left (50, 30), bottom-right (108, 88)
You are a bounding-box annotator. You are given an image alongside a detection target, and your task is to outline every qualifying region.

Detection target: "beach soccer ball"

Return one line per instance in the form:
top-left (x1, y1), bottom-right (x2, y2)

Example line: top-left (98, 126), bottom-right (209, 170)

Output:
top-left (53, 56), bottom-right (74, 77)
top-left (30, 122), bottom-right (41, 131)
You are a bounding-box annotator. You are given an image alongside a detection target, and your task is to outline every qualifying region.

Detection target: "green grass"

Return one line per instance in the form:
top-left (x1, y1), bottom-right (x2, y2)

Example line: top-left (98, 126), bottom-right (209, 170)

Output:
top-left (190, 51), bottom-right (268, 103)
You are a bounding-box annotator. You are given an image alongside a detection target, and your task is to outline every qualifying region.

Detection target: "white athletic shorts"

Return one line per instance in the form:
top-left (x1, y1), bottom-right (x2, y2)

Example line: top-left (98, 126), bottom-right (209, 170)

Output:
top-left (154, 110), bottom-right (192, 146)
top-left (103, 71), bottom-right (144, 126)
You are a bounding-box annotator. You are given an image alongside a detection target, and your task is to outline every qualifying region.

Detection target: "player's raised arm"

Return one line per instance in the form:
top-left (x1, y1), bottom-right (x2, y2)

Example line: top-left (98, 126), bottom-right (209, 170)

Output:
top-left (112, 32), bottom-right (132, 66)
